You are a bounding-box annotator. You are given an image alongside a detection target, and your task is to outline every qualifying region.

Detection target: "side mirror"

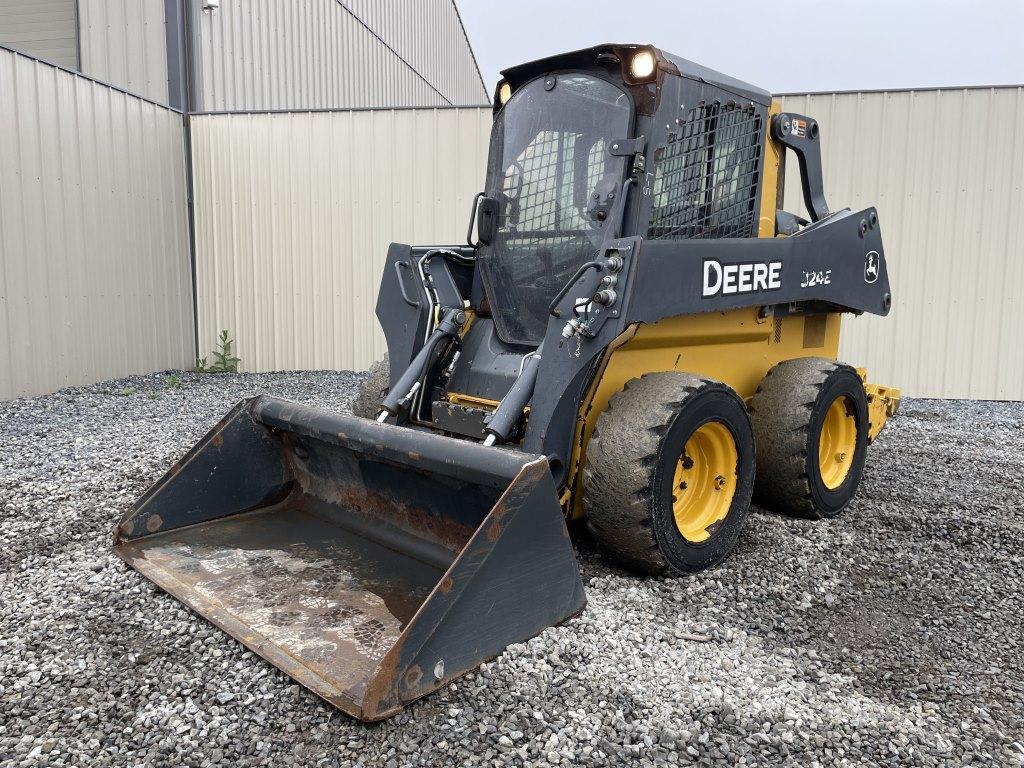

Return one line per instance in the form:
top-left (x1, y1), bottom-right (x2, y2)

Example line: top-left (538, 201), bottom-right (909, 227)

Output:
top-left (477, 197), bottom-right (499, 245)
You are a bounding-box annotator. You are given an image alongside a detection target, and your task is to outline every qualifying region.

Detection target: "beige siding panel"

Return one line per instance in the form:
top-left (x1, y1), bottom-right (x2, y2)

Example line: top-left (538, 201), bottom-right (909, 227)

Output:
top-left (0, 48), bottom-right (193, 400)
top-left (0, 0), bottom-right (78, 69)
top-left (344, 0), bottom-right (488, 105)
top-left (191, 87), bottom-right (1024, 399)
top-left (191, 107), bottom-right (491, 372)
top-left (196, 0), bottom-right (450, 111)
top-left (78, 0), bottom-right (169, 104)
top-left (779, 88), bottom-right (1024, 400)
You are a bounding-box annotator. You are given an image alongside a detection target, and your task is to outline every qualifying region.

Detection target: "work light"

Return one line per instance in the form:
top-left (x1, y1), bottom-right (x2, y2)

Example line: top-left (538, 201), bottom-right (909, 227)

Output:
top-left (498, 81), bottom-right (512, 105)
top-left (629, 49), bottom-right (656, 80)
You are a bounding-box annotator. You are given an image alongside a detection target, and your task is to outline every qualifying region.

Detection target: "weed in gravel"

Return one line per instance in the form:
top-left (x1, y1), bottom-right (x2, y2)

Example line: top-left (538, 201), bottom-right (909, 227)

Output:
top-left (196, 330), bottom-right (241, 373)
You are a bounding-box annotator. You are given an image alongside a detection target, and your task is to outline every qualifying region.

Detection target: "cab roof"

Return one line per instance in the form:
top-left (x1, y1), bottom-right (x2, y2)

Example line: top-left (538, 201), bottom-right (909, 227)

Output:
top-left (500, 43), bottom-right (772, 107)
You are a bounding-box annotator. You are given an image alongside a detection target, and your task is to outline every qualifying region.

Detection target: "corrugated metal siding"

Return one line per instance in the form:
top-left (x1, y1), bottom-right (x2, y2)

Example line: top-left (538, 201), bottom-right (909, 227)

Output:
top-left (78, 0), bottom-right (169, 104)
top-left (780, 88), bottom-right (1024, 400)
top-left (0, 0), bottom-right (78, 69)
top-left (190, 107), bottom-right (491, 372)
top-left (190, 90), bottom-right (1024, 399)
top-left (194, 0), bottom-right (485, 111)
top-left (344, 0), bottom-right (488, 105)
top-left (0, 47), bottom-right (193, 400)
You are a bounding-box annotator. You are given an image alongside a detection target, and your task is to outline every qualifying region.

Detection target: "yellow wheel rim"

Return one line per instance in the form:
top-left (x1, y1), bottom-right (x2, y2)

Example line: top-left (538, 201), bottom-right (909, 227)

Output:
top-left (671, 421), bottom-right (738, 543)
top-left (818, 395), bottom-right (857, 489)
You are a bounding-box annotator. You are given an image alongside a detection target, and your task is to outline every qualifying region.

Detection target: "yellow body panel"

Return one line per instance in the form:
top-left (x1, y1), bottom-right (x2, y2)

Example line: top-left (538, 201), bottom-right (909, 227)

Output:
top-left (858, 369), bottom-right (901, 442)
top-left (565, 309), bottom-right (842, 518)
top-left (758, 101), bottom-right (784, 238)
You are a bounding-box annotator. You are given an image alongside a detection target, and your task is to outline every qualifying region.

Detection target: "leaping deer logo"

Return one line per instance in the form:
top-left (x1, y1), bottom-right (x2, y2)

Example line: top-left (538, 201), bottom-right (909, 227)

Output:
top-left (864, 251), bottom-right (879, 284)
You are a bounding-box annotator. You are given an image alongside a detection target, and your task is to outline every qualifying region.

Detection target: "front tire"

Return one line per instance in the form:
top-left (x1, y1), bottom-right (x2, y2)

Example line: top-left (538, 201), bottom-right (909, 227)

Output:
top-left (749, 357), bottom-right (868, 519)
top-left (583, 373), bottom-right (755, 576)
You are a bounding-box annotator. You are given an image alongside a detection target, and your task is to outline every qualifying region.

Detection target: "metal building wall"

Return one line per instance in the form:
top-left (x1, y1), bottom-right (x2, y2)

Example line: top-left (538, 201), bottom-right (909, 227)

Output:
top-left (779, 87), bottom-right (1024, 400)
top-left (181, 88), bottom-right (1024, 400)
top-left (78, 0), bottom-right (169, 104)
top-left (190, 107), bottom-right (491, 372)
top-left (193, 0), bottom-right (487, 111)
top-left (0, 0), bottom-right (78, 69)
top-left (345, 0), bottom-right (489, 104)
top-left (0, 47), bottom-right (194, 401)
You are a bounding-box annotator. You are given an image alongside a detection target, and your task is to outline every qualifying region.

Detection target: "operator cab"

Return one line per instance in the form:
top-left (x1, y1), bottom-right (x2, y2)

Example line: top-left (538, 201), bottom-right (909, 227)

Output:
top-left (435, 45), bottom-right (770, 440)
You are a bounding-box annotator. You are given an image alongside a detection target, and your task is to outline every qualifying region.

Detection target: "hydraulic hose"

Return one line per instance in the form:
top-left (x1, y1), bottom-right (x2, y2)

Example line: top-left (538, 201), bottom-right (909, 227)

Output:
top-left (483, 343), bottom-right (544, 446)
top-left (378, 308), bottom-right (465, 420)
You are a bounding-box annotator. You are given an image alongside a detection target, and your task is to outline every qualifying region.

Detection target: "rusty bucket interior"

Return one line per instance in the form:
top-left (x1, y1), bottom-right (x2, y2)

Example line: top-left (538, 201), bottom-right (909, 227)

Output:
top-left (114, 396), bottom-right (585, 721)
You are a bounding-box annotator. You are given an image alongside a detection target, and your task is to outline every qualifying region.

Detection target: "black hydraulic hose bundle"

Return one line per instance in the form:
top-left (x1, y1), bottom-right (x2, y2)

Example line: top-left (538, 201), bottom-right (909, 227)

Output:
top-left (377, 308), bottom-right (466, 420)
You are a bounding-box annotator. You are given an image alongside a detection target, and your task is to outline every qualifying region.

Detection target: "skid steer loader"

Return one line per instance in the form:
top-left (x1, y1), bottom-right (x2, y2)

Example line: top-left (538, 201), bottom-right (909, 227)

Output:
top-left (115, 44), bottom-right (900, 721)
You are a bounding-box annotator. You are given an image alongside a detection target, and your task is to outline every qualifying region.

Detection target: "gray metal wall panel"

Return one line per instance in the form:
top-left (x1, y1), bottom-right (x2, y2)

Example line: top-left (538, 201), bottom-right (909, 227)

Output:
top-left (0, 0), bottom-right (78, 69)
top-left (0, 47), bottom-right (193, 400)
top-left (78, 0), bottom-right (169, 104)
top-left (344, 0), bottom-right (488, 105)
top-left (780, 88), bottom-right (1024, 400)
top-left (190, 107), bottom-right (491, 372)
top-left (194, 0), bottom-right (484, 111)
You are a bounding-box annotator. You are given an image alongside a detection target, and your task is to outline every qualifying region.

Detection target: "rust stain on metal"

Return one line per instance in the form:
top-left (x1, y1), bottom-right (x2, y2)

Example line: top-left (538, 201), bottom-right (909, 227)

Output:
top-left (439, 575), bottom-right (454, 594)
top-left (212, 433), bottom-right (224, 448)
top-left (487, 519), bottom-right (501, 541)
top-left (330, 483), bottom-right (475, 554)
top-left (404, 665), bottom-right (422, 688)
top-left (360, 633), bottom-right (407, 720)
top-left (145, 514), bottom-right (163, 533)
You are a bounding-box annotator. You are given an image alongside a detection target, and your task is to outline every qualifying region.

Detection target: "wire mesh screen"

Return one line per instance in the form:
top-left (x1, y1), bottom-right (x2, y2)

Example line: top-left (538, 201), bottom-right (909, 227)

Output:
top-left (500, 132), bottom-right (607, 234)
top-left (647, 103), bottom-right (763, 240)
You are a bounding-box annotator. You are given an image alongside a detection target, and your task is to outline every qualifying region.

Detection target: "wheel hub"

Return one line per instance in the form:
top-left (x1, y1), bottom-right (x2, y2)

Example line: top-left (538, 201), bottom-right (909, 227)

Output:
top-left (818, 395), bottom-right (857, 489)
top-left (672, 421), bottom-right (738, 543)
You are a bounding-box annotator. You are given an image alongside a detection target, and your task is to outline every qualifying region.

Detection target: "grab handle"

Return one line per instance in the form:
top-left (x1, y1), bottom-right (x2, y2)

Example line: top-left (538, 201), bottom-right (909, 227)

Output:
top-left (548, 261), bottom-right (604, 318)
top-left (394, 260), bottom-right (421, 308)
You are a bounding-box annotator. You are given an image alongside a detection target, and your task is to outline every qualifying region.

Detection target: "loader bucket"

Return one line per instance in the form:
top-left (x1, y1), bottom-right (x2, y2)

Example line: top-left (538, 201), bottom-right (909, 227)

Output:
top-left (113, 396), bottom-right (585, 721)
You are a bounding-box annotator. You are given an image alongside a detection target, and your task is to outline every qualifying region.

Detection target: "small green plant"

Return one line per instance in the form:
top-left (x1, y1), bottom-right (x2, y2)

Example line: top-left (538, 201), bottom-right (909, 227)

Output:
top-left (195, 330), bottom-right (241, 374)
top-left (117, 387), bottom-right (137, 397)
top-left (165, 373), bottom-right (182, 389)
top-left (147, 390), bottom-right (159, 400)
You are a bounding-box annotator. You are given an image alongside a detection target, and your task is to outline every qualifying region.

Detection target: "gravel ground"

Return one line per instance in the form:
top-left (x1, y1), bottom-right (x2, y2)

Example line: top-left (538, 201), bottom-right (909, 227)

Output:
top-left (1, 370), bottom-right (1023, 767)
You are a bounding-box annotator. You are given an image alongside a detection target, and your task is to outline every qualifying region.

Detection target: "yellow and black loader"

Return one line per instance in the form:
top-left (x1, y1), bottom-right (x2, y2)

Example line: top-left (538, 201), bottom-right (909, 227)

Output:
top-left (115, 44), bottom-right (899, 720)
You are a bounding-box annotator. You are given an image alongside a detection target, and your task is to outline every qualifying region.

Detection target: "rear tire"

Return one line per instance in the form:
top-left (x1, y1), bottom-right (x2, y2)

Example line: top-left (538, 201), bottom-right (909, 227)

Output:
top-left (749, 357), bottom-right (868, 520)
top-left (583, 372), bottom-right (755, 576)
top-left (351, 356), bottom-right (390, 419)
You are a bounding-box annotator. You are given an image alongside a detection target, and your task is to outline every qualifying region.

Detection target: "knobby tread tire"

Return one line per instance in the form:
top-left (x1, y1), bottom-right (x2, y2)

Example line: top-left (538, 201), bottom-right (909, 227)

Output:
top-left (351, 356), bottom-right (391, 419)
top-left (583, 372), bottom-right (754, 576)
top-left (749, 356), bottom-right (867, 520)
